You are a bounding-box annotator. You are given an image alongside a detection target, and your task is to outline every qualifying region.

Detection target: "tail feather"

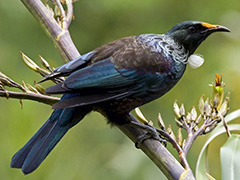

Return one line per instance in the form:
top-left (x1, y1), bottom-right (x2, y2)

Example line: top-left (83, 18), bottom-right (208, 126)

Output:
top-left (11, 106), bottom-right (90, 174)
top-left (21, 121), bottom-right (69, 174)
top-left (10, 119), bottom-right (55, 169)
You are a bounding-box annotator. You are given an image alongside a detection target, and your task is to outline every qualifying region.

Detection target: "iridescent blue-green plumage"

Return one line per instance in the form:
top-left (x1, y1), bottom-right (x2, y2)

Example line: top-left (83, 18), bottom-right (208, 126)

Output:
top-left (11, 21), bottom-right (229, 174)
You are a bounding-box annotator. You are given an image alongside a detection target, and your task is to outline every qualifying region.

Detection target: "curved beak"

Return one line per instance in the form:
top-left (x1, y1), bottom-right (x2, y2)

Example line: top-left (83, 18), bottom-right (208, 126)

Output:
top-left (201, 22), bottom-right (230, 33)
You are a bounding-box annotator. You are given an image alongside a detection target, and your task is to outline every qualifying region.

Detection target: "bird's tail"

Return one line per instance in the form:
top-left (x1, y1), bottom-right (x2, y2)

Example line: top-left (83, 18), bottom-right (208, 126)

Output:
top-left (10, 106), bottom-right (91, 174)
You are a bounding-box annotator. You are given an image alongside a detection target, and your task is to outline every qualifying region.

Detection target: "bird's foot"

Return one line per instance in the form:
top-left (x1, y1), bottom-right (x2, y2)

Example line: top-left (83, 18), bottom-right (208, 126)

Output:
top-left (128, 121), bottom-right (167, 148)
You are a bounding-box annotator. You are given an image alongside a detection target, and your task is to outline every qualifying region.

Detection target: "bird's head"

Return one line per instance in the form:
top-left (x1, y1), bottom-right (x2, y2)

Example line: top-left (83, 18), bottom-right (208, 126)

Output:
top-left (166, 21), bottom-right (230, 55)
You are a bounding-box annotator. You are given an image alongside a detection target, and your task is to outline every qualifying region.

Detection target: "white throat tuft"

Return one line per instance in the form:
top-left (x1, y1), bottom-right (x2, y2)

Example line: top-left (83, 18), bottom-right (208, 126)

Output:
top-left (187, 54), bottom-right (204, 69)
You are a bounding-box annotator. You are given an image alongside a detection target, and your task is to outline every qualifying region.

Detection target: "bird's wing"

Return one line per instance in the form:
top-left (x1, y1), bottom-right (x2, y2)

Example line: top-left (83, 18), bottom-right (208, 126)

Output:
top-left (46, 58), bottom-right (167, 109)
top-left (46, 58), bottom-right (138, 90)
top-left (53, 51), bottom-right (95, 75)
top-left (39, 51), bottom-right (96, 82)
top-left (46, 59), bottom-right (140, 109)
top-left (45, 35), bottom-right (172, 108)
top-left (40, 36), bottom-right (139, 82)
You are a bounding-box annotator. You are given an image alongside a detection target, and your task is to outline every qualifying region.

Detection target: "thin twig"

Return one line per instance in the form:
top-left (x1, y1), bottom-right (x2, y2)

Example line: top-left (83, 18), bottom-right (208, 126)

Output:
top-left (53, 0), bottom-right (73, 29)
top-left (0, 90), bottom-right (59, 105)
top-left (65, 0), bottom-right (73, 29)
top-left (156, 128), bottom-right (190, 169)
top-left (54, 0), bottom-right (67, 29)
top-left (221, 115), bottom-right (231, 137)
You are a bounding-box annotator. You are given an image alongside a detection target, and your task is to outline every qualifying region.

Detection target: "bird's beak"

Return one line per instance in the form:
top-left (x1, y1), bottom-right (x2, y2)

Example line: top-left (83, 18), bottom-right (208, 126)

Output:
top-left (201, 22), bottom-right (230, 33)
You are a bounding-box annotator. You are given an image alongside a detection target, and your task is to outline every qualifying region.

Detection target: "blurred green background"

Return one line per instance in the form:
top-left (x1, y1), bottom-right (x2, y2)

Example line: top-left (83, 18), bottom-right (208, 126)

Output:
top-left (0, 0), bottom-right (240, 179)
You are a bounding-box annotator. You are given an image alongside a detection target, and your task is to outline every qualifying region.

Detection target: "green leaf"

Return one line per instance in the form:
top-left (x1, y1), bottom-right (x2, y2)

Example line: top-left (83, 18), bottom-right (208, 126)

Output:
top-left (195, 109), bottom-right (240, 180)
top-left (205, 172), bottom-right (216, 180)
top-left (220, 134), bottom-right (240, 180)
top-left (196, 125), bottom-right (240, 179)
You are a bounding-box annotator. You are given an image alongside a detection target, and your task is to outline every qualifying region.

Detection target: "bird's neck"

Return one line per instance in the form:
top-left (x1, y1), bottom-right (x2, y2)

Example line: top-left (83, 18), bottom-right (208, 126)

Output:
top-left (138, 34), bottom-right (189, 64)
top-left (136, 34), bottom-right (187, 76)
top-left (161, 35), bottom-right (189, 64)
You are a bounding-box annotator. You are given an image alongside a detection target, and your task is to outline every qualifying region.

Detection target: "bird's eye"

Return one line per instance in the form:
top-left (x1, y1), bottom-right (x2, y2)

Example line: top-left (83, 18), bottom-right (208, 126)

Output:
top-left (189, 26), bottom-right (196, 33)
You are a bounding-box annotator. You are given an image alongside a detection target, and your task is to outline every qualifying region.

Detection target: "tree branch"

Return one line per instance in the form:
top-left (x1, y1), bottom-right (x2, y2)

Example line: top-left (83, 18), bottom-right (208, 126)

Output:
top-left (21, 0), bottom-right (80, 61)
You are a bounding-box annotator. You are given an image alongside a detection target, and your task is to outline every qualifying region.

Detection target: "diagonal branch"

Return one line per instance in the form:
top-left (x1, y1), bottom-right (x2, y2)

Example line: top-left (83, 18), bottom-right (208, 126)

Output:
top-left (117, 114), bottom-right (187, 180)
top-left (21, 0), bottom-right (79, 62)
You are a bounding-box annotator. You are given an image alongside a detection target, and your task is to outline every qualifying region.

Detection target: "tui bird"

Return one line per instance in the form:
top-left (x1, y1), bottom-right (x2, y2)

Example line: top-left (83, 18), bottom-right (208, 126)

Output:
top-left (11, 21), bottom-right (230, 174)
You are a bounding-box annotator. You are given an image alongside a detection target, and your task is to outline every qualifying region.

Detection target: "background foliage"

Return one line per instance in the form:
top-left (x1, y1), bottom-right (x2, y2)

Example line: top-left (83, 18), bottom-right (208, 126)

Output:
top-left (0, 0), bottom-right (239, 179)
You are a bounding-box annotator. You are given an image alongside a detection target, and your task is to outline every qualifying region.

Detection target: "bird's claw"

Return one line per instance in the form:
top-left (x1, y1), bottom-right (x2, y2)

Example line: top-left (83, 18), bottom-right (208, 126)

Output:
top-left (128, 121), bottom-right (167, 148)
top-left (135, 131), bottom-right (166, 148)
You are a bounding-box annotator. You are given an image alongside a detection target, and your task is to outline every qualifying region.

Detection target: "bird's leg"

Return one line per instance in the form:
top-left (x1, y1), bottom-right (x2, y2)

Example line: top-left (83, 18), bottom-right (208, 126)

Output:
top-left (127, 121), bottom-right (167, 148)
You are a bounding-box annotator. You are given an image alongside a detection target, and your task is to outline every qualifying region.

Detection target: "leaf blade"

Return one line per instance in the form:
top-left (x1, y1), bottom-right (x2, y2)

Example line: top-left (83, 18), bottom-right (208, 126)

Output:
top-left (220, 134), bottom-right (240, 180)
